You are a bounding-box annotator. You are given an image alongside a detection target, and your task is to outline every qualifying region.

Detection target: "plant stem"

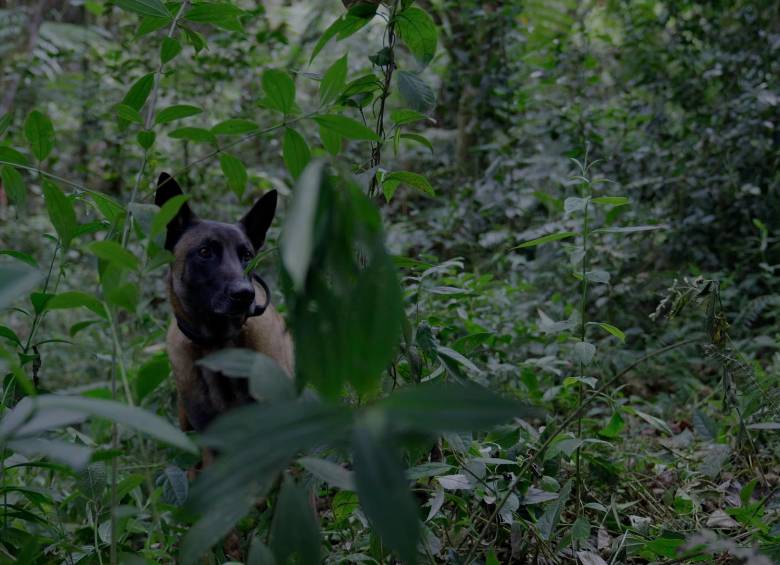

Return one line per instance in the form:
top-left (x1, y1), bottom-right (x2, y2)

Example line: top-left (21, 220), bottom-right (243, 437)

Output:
top-left (368, 0), bottom-right (400, 198)
top-left (460, 337), bottom-right (700, 563)
top-left (575, 188), bottom-right (591, 506)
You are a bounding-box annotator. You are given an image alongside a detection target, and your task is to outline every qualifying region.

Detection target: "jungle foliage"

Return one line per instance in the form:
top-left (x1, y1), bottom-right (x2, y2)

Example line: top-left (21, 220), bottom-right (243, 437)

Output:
top-left (0, 0), bottom-right (779, 563)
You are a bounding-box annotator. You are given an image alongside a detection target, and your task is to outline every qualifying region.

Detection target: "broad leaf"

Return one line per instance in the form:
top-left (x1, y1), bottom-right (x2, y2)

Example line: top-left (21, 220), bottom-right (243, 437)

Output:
top-left (396, 6), bottom-right (438, 65)
top-left (298, 457), bottom-right (355, 490)
top-left (353, 428), bottom-right (419, 564)
top-left (514, 231), bottom-right (576, 249)
top-left (396, 71), bottom-right (436, 113)
top-left (320, 54), bottom-right (348, 106)
top-left (114, 0), bottom-right (170, 18)
top-left (169, 127), bottom-right (217, 144)
top-left (24, 110), bottom-right (55, 161)
top-left (283, 128), bottom-right (311, 180)
top-left (47, 291), bottom-right (107, 319)
top-left (196, 348), bottom-right (294, 402)
top-left (87, 240), bottom-right (139, 271)
top-left (33, 395), bottom-right (196, 453)
top-left (219, 153), bottom-right (247, 198)
top-left (42, 180), bottom-right (77, 249)
top-left (269, 476), bottom-right (321, 565)
top-left (313, 114), bottom-right (379, 141)
top-left (378, 382), bottom-right (542, 433)
top-left (210, 118), bottom-right (258, 136)
top-left (155, 104), bottom-right (202, 125)
top-left (262, 69), bottom-right (296, 114)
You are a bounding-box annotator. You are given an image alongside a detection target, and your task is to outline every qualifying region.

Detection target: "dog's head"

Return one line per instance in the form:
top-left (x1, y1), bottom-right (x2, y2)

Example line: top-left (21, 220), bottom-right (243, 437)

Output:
top-left (155, 172), bottom-right (277, 323)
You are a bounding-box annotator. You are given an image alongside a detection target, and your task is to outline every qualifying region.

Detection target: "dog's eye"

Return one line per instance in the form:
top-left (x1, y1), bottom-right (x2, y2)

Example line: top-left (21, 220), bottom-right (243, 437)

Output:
top-left (242, 250), bottom-right (253, 262)
top-left (198, 247), bottom-right (212, 258)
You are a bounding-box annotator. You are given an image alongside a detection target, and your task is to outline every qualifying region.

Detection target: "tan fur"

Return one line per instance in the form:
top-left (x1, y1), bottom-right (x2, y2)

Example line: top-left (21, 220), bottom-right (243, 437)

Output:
top-left (167, 280), bottom-right (294, 431)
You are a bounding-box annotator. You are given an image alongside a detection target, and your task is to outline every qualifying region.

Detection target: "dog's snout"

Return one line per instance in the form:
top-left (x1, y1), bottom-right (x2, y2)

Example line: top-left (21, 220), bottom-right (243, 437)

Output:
top-left (228, 282), bottom-right (255, 306)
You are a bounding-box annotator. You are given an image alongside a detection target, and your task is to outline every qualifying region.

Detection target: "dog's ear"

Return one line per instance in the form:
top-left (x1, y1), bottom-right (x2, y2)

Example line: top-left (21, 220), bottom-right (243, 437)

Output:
top-left (155, 173), bottom-right (196, 251)
top-left (240, 190), bottom-right (277, 250)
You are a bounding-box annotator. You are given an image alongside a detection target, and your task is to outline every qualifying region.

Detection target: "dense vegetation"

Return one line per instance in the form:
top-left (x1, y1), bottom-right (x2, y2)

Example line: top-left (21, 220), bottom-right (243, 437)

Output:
top-left (1, 0), bottom-right (779, 563)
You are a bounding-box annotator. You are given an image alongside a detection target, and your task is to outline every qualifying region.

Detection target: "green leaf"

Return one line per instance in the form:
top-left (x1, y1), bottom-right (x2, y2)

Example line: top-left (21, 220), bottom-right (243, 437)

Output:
top-left (310, 5), bottom-right (377, 63)
top-left (196, 349), bottom-right (294, 402)
top-left (23, 110), bottom-right (55, 161)
top-left (396, 6), bottom-right (438, 65)
top-left (168, 127), bottom-right (217, 144)
top-left (87, 240), bottom-right (140, 271)
top-left (600, 411), bottom-right (625, 439)
top-left (180, 487), bottom-right (255, 564)
top-left (396, 71), bottom-right (436, 113)
top-left (514, 231), bottom-right (576, 249)
top-left (114, 103), bottom-right (143, 124)
top-left (593, 322), bottom-right (625, 342)
top-left (564, 196), bottom-right (589, 215)
top-left (0, 249), bottom-right (38, 268)
top-left (1, 165), bottom-right (26, 209)
top-left (378, 382), bottom-right (542, 433)
top-left (247, 538), bottom-right (276, 565)
top-left (114, 0), bottom-right (171, 18)
top-left (155, 104), bottom-right (202, 125)
top-left (0, 113), bottom-right (12, 137)
top-left (136, 353), bottom-right (170, 402)
top-left (538, 479), bottom-right (572, 540)
top-left (262, 69), bottom-right (296, 115)
top-left (0, 263), bottom-right (40, 310)
top-left (571, 517), bottom-right (591, 541)
top-left (160, 36), bottom-right (182, 64)
top-left (693, 408), bottom-right (718, 441)
top-left (42, 180), bottom-right (77, 249)
top-left (320, 54), bottom-right (348, 106)
top-left (88, 191), bottom-right (125, 223)
top-left (391, 109), bottom-right (431, 127)
top-left (122, 73), bottom-right (155, 111)
top-left (353, 428), bottom-right (419, 565)
top-left (7, 438), bottom-right (92, 470)
top-left (281, 169), bottom-right (402, 398)
top-left (210, 118), bottom-right (258, 136)
top-left (573, 341), bottom-right (596, 365)
top-left (158, 464), bottom-right (188, 506)
top-left (298, 457), bottom-right (355, 491)
top-left (190, 400), bottom-right (353, 515)
top-left (282, 128), bottom-right (311, 180)
top-left (383, 171), bottom-right (435, 198)
top-left (136, 130), bottom-right (155, 149)
top-left (281, 160), bottom-right (325, 291)
top-left (33, 395), bottom-right (196, 453)
top-left (184, 2), bottom-right (244, 31)
top-left (151, 194), bottom-right (190, 238)
top-left (46, 291), bottom-right (107, 319)
top-left (318, 124), bottom-right (341, 155)
top-left (312, 114), bottom-right (379, 141)
top-left (0, 145), bottom-right (29, 167)
top-left (219, 153), bottom-right (248, 198)
top-left (269, 476), bottom-right (321, 565)
top-left (592, 196), bottom-right (629, 207)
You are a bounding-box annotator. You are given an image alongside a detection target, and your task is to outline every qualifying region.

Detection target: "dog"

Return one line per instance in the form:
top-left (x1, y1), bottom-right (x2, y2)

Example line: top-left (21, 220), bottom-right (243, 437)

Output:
top-left (154, 172), bottom-right (294, 434)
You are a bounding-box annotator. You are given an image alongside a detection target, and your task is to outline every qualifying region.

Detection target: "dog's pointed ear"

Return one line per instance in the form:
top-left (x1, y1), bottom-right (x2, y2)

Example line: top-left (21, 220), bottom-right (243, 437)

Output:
top-left (240, 190), bottom-right (277, 250)
top-left (155, 173), bottom-right (196, 251)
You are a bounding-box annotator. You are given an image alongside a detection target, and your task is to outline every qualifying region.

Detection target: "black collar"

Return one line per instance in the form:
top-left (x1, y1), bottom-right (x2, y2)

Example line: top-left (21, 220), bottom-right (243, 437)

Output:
top-left (175, 274), bottom-right (272, 347)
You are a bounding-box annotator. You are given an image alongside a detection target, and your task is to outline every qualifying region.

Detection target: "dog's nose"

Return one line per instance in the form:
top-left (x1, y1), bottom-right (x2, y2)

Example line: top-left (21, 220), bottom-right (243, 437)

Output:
top-left (228, 283), bottom-right (255, 306)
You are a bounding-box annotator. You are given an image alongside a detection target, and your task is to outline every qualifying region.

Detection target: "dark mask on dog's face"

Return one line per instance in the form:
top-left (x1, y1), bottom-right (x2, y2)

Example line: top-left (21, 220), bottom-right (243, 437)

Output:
top-left (154, 172), bottom-right (277, 321)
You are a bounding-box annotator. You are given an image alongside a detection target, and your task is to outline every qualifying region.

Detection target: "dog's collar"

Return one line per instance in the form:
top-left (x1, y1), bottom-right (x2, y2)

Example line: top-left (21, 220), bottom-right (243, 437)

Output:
top-left (176, 273), bottom-right (272, 347)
